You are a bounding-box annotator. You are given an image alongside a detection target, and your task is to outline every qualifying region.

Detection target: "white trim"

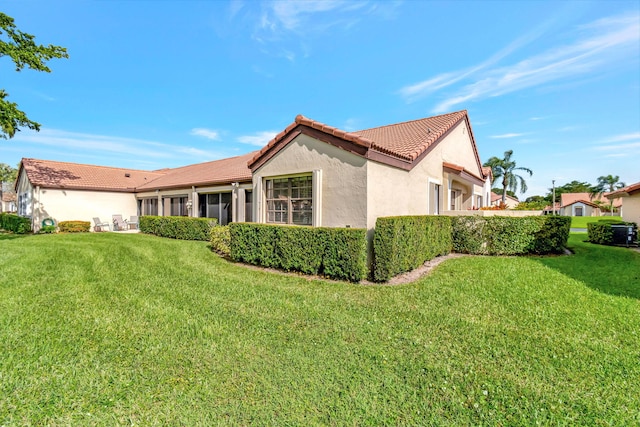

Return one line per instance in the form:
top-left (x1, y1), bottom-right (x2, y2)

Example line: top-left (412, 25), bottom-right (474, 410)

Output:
top-left (312, 169), bottom-right (322, 226)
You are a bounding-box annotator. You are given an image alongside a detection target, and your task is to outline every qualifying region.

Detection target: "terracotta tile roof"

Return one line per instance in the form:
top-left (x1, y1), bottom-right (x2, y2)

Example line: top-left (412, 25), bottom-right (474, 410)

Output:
top-left (605, 181), bottom-right (640, 197)
top-left (2, 191), bottom-right (16, 203)
top-left (249, 110), bottom-right (483, 173)
top-left (356, 110), bottom-right (469, 161)
top-left (136, 152), bottom-right (255, 191)
top-left (490, 192), bottom-right (518, 203)
top-left (19, 158), bottom-right (166, 192)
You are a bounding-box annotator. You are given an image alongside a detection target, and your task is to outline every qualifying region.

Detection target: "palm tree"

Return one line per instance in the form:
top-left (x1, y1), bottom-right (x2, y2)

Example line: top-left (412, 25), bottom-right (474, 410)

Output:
top-left (591, 175), bottom-right (625, 214)
top-left (483, 150), bottom-right (533, 205)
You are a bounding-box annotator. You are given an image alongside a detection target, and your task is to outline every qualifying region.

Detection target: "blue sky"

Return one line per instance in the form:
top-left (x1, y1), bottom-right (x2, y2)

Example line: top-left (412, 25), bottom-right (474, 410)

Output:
top-left (2, 0), bottom-right (639, 199)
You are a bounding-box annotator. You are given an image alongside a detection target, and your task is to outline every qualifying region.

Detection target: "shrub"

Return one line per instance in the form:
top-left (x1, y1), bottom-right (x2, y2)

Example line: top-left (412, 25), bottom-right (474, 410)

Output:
top-left (229, 223), bottom-right (367, 282)
top-left (588, 221), bottom-right (637, 246)
top-left (373, 216), bottom-right (452, 282)
top-left (210, 225), bottom-right (231, 256)
top-left (39, 225), bottom-right (57, 234)
top-left (59, 221), bottom-right (90, 233)
top-left (0, 213), bottom-right (31, 234)
top-left (139, 216), bottom-right (217, 240)
top-left (451, 216), bottom-right (571, 255)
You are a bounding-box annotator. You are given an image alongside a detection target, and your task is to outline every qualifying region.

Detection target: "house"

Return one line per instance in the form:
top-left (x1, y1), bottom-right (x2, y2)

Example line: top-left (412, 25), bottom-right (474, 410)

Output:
top-left (605, 181), bottom-right (640, 224)
top-left (490, 192), bottom-right (519, 209)
top-left (248, 111), bottom-right (491, 232)
top-left (16, 110), bottom-right (491, 233)
top-left (15, 153), bottom-right (255, 231)
top-left (543, 192), bottom-right (621, 217)
top-left (1, 182), bottom-right (17, 213)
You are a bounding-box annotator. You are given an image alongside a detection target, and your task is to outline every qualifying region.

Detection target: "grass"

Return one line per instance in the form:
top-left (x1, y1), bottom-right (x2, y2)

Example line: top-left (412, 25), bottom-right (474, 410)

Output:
top-left (1, 232), bottom-right (639, 425)
top-left (570, 215), bottom-right (623, 229)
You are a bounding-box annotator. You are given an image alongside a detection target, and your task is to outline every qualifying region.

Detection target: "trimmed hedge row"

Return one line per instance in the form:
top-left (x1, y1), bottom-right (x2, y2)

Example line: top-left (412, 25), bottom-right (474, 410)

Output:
top-left (451, 215), bottom-right (571, 255)
top-left (140, 216), bottom-right (217, 240)
top-left (59, 221), bottom-right (91, 233)
top-left (229, 223), bottom-right (368, 282)
top-left (0, 213), bottom-right (31, 234)
top-left (372, 216), bottom-right (452, 282)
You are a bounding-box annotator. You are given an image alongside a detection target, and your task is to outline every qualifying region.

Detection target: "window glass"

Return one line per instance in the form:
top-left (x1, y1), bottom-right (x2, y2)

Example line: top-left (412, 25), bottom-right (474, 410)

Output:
top-left (266, 175), bottom-right (312, 225)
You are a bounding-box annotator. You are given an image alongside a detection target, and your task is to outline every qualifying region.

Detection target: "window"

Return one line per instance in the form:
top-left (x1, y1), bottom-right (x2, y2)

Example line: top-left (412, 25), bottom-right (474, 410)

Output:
top-left (142, 198), bottom-right (158, 216)
top-left (430, 183), bottom-right (440, 215)
top-left (266, 175), bottom-right (312, 225)
top-left (575, 206), bottom-right (583, 217)
top-left (198, 192), bottom-right (232, 225)
top-left (245, 190), bottom-right (253, 222)
top-left (476, 195), bottom-right (482, 209)
top-left (450, 190), bottom-right (460, 210)
top-left (18, 193), bottom-right (27, 216)
top-left (170, 197), bottom-right (188, 216)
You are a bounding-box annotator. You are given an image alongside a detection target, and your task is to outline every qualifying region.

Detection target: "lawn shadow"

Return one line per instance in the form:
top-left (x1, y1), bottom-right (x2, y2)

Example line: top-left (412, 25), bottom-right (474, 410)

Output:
top-left (0, 232), bottom-right (32, 241)
top-left (533, 234), bottom-right (640, 300)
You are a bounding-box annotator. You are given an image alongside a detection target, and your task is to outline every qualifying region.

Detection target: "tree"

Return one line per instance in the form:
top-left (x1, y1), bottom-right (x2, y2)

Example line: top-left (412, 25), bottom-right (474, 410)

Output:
top-left (591, 175), bottom-right (625, 214)
top-left (0, 162), bottom-right (18, 182)
top-left (483, 150), bottom-right (533, 205)
top-left (0, 12), bottom-right (68, 139)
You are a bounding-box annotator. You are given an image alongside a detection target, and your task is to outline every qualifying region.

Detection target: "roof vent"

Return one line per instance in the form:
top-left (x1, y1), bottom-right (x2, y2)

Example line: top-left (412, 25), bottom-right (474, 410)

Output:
top-left (125, 173), bottom-right (131, 178)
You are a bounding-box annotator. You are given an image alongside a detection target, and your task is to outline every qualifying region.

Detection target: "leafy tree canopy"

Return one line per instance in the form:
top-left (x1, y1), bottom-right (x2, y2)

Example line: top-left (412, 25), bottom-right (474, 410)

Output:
top-left (483, 150), bottom-right (532, 205)
top-left (0, 162), bottom-right (18, 182)
top-left (0, 12), bottom-right (68, 139)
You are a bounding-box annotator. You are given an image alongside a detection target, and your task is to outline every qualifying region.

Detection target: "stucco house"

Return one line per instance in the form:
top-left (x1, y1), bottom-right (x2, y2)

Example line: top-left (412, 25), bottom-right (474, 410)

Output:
top-left (1, 182), bottom-right (17, 213)
top-left (490, 192), bottom-right (519, 209)
top-left (248, 111), bottom-right (491, 232)
top-left (543, 192), bottom-right (621, 217)
top-left (605, 181), bottom-right (640, 224)
top-left (16, 110), bottom-right (491, 233)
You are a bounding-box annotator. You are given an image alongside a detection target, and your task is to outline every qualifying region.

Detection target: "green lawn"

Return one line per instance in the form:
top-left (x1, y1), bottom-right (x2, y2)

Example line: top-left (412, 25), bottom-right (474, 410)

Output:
top-left (1, 232), bottom-right (639, 425)
top-left (570, 215), bottom-right (623, 228)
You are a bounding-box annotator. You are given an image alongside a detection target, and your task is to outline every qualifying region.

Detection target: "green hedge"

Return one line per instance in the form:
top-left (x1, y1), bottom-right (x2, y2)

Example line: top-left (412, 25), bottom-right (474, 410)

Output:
top-left (139, 216), bottom-right (217, 240)
top-left (210, 225), bottom-right (231, 256)
top-left (372, 216), bottom-right (452, 282)
top-left (0, 213), bottom-right (31, 234)
top-left (229, 223), bottom-right (367, 282)
top-left (59, 221), bottom-right (90, 233)
top-left (451, 215), bottom-right (571, 255)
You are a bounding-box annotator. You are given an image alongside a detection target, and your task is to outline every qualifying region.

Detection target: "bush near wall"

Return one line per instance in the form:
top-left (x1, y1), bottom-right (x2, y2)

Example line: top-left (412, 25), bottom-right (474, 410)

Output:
top-left (229, 223), bottom-right (368, 282)
top-left (372, 216), bottom-right (452, 282)
top-left (587, 221), bottom-right (637, 245)
top-left (0, 213), bottom-right (31, 234)
top-left (139, 216), bottom-right (217, 241)
top-left (58, 221), bottom-right (91, 233)
top-left (451, 215), bottom-right (571, 255)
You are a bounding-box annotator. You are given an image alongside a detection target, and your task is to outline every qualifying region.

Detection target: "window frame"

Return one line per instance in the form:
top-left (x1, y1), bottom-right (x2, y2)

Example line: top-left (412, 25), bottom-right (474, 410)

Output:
top-left (265, 174), bottom-right (313, 226)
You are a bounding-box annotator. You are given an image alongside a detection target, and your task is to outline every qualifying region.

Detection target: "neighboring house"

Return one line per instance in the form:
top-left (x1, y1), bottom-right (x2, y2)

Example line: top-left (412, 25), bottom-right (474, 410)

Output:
top-left (1, 182), bottom-right (17, 213)
top-left (543, 192), bottom-right (621, 217)
top-left (490, 192), bottom-right (519, 209)
top-left (16, 110), bottom-right (491, 233)
top-left (15, 153), bottom-right (255, 232)
top-left (605, 181), bottom-right (640, 224)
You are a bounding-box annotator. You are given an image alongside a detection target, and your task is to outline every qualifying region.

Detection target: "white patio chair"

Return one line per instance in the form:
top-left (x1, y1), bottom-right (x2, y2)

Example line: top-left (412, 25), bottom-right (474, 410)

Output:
top-left (112, 214), bottom-right (127, 231)
top-left (93, 217), bottom-right (110, 232)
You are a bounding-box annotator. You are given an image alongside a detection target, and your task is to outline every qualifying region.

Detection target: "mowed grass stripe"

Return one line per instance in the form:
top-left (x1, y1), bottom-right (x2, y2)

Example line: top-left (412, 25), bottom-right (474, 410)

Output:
top-left (0, 232), bottom-right (638, 425)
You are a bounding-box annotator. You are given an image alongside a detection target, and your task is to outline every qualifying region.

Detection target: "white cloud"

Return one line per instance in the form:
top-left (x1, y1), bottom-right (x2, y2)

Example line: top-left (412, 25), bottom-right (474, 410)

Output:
top-left (601, 132), bottom-right (640, 143)
top-left (594, 142), bottom-right (640, 151)
top-left (490, 133), bottom-right (525, 139)
top-left (398, 12), bottom-right (640, 112)
top-left (237, 131), bottom-right (278, 146)
top-left (13, 128), bottom-right (219, 160)
top-left (190, 128), bottom-right (221, 140)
